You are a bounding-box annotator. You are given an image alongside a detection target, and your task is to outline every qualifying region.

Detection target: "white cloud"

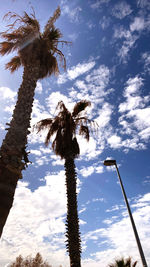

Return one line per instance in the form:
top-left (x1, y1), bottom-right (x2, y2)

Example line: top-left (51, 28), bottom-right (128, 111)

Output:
top-left (68, 64), bottom-right (112, 107)
top-left (82, 193), bottom-right (150, 266)
top-left (79, 163), bottom-right (104, 177)
top-left (78, 135), bottom-right (100, 160)
top-left (46, 91), bottom-right (74, 115)
top-left (57, 61), bottom-right (95, 84)
top-left (68, 32), bottom-right (78, 41)
top-left (61, 5), bottom-right (82, 23)
top-left (113, 26), bottom-right (138, 63)
top-left (137, 0), bottom-right (150, 9)
top-left (95, 102), bottom-right (112, 128)
top-left (0, 173), bottom-right (69, 267)
top-left (0, 87), bottom-right (16, 100)
top-left (95, 166), bottom-right (104, 173)
top-left (124, 76), bottom-right (143, 97)
top-left (107, 135), bottom-right (122, 149)
top-left (79, 166), bottom-right (95, 177)
top-left (90, 0), bottom-right (111, 9)
top-left (130, 17), bottom-right (145, 32)
top-left (112, 2), bottom-right (132, 19)
top-left (35, 81), bottom-right (43, 94)
top-left (99, 16), bottom-right (111, 29)
top-left (142, 51), bottom-right (150, 73)
top-left (118, 76), bottom-right (150, 142)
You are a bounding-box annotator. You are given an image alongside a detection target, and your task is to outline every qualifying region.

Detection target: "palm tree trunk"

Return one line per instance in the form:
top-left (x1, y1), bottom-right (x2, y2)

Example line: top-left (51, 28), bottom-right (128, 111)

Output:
top-left (64, 157), bottom-right (81, 267)
top-left (0, 63), bottom-right (39, 237)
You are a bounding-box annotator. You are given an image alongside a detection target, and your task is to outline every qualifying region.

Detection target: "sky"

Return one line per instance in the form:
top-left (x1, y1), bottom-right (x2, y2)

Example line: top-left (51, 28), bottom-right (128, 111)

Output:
top-left (0, 0), bottom-right (150, 266)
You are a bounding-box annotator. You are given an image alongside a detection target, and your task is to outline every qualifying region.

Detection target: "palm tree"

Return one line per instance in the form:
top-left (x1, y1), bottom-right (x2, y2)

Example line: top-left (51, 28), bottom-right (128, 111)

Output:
top-left (108, 257), bottom-right (138, 267)
top-left (35, 100), bottom-right (92, 267)
top-left (0, 6), bottom-right (67, 237)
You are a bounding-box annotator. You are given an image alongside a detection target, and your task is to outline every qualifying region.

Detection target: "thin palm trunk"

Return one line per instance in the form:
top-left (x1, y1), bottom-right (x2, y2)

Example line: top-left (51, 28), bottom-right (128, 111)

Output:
top-left (64, 157), bottom-right (81, 267)
top-left (0, 63), bottom-right (39, 237)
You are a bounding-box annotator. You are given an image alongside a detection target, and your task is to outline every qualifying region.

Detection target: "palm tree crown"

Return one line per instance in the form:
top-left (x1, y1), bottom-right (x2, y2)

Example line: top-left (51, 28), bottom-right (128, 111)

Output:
top-left (0, 6), bottom-right (67, 78)
top-left (36, 100), bottom-right (91, 158)
top-left (108, 257), bottom-right (138, 267)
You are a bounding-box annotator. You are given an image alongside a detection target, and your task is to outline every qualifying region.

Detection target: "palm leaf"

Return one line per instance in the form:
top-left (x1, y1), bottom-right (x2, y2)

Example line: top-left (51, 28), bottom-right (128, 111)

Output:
top-left (1, 32), bottom-right (23, 41)
top-left (0, 41), bottom-right (16, 55)
top-left (79, 124), bottom-right (90, 141)
top-left (35, 119), bottom-right (53, 133)
top-left (43, 6), bottom-right (61, 37)
top-left (6, 56), bottom-right (21, 72)
top-left (72, 100), bottom-right (91, 117)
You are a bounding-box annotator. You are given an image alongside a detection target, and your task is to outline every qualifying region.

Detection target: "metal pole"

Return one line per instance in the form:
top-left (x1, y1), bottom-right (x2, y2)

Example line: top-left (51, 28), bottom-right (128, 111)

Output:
top-left (115, 163), bottom-right (147, 267)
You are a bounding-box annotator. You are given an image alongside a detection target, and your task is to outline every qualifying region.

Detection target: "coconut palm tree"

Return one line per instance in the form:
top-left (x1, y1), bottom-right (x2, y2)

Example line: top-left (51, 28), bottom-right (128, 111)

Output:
top-left (108, 257), bottom-right (138, 267)
top-left (35, 100), bottom-right (92, 267)
top-left (0, 6), bottom-right (67, 237)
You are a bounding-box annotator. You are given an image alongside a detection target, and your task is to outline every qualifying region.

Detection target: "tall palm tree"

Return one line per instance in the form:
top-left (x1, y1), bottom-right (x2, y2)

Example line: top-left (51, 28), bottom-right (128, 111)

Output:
top-left (0, 6), bottom-right (67, 237)
top-left (108, 257), bottom-right (138, 267)
top-left (35, 100), bottom-right (92, 267)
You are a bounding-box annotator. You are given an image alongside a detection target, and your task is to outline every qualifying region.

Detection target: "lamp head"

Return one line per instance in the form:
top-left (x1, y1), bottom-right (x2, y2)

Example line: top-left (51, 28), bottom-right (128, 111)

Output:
top-left (103, 159), bottom-right (116, 166)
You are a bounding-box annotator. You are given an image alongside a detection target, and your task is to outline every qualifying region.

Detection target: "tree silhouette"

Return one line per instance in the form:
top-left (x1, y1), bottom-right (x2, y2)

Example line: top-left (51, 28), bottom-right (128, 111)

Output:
top-left (35, 100), bottom-right (92, 267)
top-left (108, 257), bottom-right (138, 267)
top-left (9, 252), bottom-right (52, 266)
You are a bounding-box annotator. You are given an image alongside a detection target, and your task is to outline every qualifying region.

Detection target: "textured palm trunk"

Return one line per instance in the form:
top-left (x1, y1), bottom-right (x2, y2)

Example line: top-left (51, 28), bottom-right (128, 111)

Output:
top-left (0, 63), bottom-right (39, 237)
top-left (64, 157), bottom-right (81, 267)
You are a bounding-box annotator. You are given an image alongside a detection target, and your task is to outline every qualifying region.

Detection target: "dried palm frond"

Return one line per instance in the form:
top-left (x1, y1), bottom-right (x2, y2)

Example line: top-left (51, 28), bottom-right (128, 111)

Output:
top-left (79, 125), bottom-right (90, 141)
top-left (72, 100), bottom-right (91, 117)
top-left (43, 6), bottom-right (61, 37)
top-left (0, 41), bottom-right (16, 55)
top-left (6, 56), bottom-right (21, 72)
top-left (35, 119), bottom-right (53, 133)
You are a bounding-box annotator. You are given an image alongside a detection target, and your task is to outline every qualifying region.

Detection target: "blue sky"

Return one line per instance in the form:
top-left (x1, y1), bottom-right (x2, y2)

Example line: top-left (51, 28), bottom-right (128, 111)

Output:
top-left (0, 0), bottom-right (150, 266)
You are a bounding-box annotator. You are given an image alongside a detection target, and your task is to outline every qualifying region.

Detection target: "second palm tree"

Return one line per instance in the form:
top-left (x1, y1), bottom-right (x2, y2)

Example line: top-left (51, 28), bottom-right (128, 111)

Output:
top-left (35, 100), bottom-right (92, 267)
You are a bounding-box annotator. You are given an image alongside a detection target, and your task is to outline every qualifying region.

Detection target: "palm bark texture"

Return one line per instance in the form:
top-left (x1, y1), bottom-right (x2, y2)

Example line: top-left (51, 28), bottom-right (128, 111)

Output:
top-left (0, 6), bottom-right (67, 237)
top-left (35, 100), bottom-right (92, 267)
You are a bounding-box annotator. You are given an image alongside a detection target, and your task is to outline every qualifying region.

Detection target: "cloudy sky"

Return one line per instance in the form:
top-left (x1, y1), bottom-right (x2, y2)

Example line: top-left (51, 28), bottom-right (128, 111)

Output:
top-left (0, 0), bottom-right (150, 266)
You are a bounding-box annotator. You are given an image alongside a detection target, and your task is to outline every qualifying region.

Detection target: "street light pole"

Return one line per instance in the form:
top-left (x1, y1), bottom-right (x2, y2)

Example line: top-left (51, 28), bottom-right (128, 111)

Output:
top-left (103, 160), bottom-right (148, 267)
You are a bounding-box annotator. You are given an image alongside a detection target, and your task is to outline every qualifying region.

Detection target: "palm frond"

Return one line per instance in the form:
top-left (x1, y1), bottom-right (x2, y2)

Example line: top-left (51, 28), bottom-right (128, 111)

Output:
top-left (132, 261), bottom-right (137, 267)
top-left (39, 53), bottom-right (59, 78)
top-left (79, 125), bottom-right (90, 141)
top-left (0, 41), bottom-right (16, 55)
top-left (6, 56), bottom-right (21, 72)
top-left (43, 6), bottom-right (61, 37)
top-left (47, 28), bottom-right (62, 43)
top-left (22, 11), bottom-right (40, 31)
top-left (72, 100), bottom-right (91, 117)
top-left (45, 129), bottom-right (52, 146)
top-left (1, 32), bottom-right (23, 41)
top-left (4, 10), bottom-right (40, 32)
top-left (35, 119), bottom-right (53, 133)
top-left (54, 47), bottom-right (66, 70)
top-left (47, 117), bottom-right (60, 138)
top-left (56, 101), bottom-right (68, 112)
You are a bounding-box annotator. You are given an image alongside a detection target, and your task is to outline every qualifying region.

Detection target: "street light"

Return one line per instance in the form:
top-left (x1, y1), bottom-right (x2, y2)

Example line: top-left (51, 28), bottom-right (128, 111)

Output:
top-left (103, 159), bottom-right (147, 267)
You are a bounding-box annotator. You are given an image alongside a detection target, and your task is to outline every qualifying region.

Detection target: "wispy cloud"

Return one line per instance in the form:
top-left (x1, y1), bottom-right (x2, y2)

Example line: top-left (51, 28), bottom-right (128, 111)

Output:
top-left (61, 3), bottom-right (82, 23)
top-left (141, 51), bottom-right (150, 74)
top-left (57, 61), bottom-right (96, 84)
top-left (82, 193), bottom-right (150, 266)
top-left (112, 2), bottom-right (132, 19)
top-left (90, 0), bottom-right (111, 9)
top-left (118, 76), bottom-right (150, 142)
